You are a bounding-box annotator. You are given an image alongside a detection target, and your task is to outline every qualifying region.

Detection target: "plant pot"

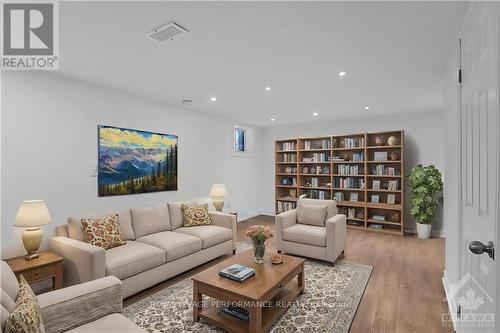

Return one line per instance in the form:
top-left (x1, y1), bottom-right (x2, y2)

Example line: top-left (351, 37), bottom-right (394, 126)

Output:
top-left (416, 223), bottom-right (432, 239)
top-left (253, 239), bottom-right (266, 264)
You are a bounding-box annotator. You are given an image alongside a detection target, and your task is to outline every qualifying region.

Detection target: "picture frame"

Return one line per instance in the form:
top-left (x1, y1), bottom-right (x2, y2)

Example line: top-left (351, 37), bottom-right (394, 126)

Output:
top-left (349, 192), bottom-right (359, 202)
top-left (374, 151), bottom-right (388, 161)
top-left (371, 195), bottom-right (380, 203)
top-left (372, 180), bottom-right (381, 190)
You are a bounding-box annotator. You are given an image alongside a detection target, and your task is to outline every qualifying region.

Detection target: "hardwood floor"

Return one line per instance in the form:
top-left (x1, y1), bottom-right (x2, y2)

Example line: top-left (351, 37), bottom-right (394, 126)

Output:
top-left (124, 215), bottom-right (452, 333)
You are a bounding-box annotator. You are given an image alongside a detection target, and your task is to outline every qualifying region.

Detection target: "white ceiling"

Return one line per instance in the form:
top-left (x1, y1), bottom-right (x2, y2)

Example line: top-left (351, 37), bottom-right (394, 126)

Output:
top-left (59, 1), bottom-right (468, 127)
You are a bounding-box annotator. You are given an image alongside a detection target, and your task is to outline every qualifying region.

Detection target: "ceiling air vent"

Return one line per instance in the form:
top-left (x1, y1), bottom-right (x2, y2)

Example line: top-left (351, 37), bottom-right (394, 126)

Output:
top-left (146, 22), bottom-right (188, 42)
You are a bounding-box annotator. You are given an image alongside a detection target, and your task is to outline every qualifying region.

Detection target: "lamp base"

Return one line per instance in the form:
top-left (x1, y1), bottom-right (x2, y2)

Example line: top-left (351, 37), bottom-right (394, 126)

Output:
top-left (213, 199), bottom-right (225, 212)
top-left (22, 227), bottom-right (42, 261)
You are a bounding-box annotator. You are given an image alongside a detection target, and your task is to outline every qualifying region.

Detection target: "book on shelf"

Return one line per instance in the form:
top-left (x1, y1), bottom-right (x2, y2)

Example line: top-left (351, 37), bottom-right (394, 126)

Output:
top-left (352, 153), bottom-right (364, 161)
top-left (283, 153), bottom-right (297, 163)
top-left (338, 164), bottom-right (362, 175)
top-left (333, 177), bottom-right (365, 189)
top-left (219, 264), bottom-right (256, 283)
top-left (304, 139), bottom-right (331, 150)
top-left (334, 192), bottom-right (344, 201)
top-left (387, 194), bottom-right (396, 204)
top-left (387, 180), bottom-right (399, 191)
top-left (307, 190), bottom-right (326, 200)
top-left (341, 137), bottom-right (365, 148)
top-left (349, 192), bottom-right (359, 202)
top-left (347, 220), bottom-right (363, 226)
top-left (372, 165), bottom-right (399, 176)
top-left (277, 201), bottom-right (296, 213)
top-left (282, 142), bottom-right (296, 151)
top-left (348, 208), bottom-right (356, 219)
top-left (372, 215), bottom-right (385, 221)
top-left (369, 224), bottom-right (384, 230)
top-left (221, 307), bottom-right (249, 321)
top-left (373, 151), bottom-right (388, 161)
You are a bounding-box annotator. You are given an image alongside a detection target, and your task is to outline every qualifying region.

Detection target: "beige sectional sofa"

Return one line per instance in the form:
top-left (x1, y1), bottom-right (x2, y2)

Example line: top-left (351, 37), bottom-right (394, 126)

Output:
top-left (50, 201), bottom-right (237, 298)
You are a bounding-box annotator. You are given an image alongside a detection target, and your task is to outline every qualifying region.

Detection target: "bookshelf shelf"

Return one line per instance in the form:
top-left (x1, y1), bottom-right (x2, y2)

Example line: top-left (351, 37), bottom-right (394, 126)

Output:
top-left (275, 130), bottom-right (405, 235)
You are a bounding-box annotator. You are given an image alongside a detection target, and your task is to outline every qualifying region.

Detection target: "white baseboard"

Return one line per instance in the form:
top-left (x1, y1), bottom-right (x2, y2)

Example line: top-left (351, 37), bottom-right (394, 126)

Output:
top-left (442, 270), bottom-right (458, 331)
top-left (404, 227), bottom-right (446, 238)
top-left (238, 211), bottom-right (273, 222)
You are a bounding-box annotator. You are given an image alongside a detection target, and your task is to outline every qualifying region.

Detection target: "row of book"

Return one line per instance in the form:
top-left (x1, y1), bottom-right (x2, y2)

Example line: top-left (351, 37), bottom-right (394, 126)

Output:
top-left (337, 164), bottom-right (363, 175)
top-left (333, 177), bottom-right (366, 189)
top-left (281, 177), bottom-right (297, 186)
top-left (387, 179), bottom-right (400, 191)
top-left (302, 153), bottom-right (328, 162)
top-left (372, 165), bottom-right (400, 176)
top-left (304, 139), bottom-right (331, 150)
top-left (281, 142), bottom-right (296, 151)
top-left (283, 154), bottom-right (297, 162)
top-left (307, 190), bottom-right (327, 200)
top-left (339, 137), bottom-right (365, 148)
top-left (277, 201), bottom-right (296, 212)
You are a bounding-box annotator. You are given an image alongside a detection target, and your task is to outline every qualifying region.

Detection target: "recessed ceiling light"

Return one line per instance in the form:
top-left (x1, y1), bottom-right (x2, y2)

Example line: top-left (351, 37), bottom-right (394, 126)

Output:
top-left (270, 118), bottom-right (275, 122)
top-left (364, 106), bottom-right (370, 110)
top-left (265, 87), bottom-right (272, 91)
top-left (210, 97), bottom-right (217, 102)
top-left (313, 112), bottom-right (319, 117)
top-left (338, 71), bottom-right (347, 77)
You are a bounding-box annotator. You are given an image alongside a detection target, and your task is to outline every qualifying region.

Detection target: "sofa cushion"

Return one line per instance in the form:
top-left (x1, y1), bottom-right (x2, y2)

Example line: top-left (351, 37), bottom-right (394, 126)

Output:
top-left (1, 261), bottom-right (19, 302)
top-left (283, 224), bottom-right (326, 247)
top-left (297, 204), bottom-right (328, 227)
top-left (68, 210), bottom-right (134, 241)
top-left (181, 204), bottom-right (212, 227)
top-left (105, 241), bottom-right (165, 280)
top-left (7, 276), bottom-right (45, 333)
top-left (297, 198), bottom-right (337, 221)
top-left (65, 313), bottom-right (143, 333)
top-left (167, 200), bottom-right (197, 230)
top-left (136, 231), bottom-right (202, 262)
top-left (81, 214), bottom-right (126, 250)
top-left (175, 225), bottom-right (232, 249)
top-left (130, 205), bottom-right (171, 238)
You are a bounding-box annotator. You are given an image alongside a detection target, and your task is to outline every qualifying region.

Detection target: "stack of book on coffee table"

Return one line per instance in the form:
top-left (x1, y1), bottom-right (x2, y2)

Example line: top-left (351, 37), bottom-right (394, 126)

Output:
top-left (218, 264), bottom-right (255, 282)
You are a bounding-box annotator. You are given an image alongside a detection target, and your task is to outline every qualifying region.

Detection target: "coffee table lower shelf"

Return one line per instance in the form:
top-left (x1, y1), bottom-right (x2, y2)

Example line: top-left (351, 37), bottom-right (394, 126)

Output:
top-left (199, 283), bottom-right (302, 333)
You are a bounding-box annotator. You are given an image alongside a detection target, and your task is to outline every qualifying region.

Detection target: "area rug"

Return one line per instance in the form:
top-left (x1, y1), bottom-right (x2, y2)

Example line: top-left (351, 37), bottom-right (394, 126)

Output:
top-left (124, 243), bottom-right (372, 333)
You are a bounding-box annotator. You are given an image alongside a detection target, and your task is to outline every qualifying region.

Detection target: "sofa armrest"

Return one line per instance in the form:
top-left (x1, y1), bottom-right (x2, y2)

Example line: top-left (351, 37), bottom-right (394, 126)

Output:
top-left (325, 214), bottom-right (346, 262)
top-left (209, 211), bottom-right (237, 250)
top-left (38, 276), bottom-right (122, 333)
top-left (275, 209), bottom-right (297, 251)
top-left (49, 236), bottom-right (106, 286)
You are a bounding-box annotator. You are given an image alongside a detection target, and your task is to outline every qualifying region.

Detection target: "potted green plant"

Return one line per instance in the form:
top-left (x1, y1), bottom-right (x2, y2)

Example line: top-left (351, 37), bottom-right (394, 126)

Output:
top-left (408, 165), bottom-right (443, 239)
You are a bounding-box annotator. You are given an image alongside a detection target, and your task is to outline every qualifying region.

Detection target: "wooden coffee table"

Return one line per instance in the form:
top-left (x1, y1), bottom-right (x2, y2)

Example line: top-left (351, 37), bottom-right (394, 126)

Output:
top-left (192, 250), bottom-right (305, 333)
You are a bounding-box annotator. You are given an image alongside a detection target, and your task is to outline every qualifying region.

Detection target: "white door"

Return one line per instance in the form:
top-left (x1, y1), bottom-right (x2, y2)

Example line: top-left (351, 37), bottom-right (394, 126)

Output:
top-left (459, 2), bottom-right (498, 332)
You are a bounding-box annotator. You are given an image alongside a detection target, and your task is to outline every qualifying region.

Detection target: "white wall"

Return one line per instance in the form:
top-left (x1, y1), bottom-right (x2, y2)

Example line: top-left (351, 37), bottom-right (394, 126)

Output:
top-left (260, 110), bottom-right (446, 233)
top-left (1, 71), bottom-right (264, 258)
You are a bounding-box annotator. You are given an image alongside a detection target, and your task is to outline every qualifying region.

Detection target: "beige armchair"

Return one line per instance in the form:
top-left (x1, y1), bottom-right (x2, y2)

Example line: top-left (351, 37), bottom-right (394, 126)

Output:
top-left (275, 198), bottom-right (346, 265)
top-left (1, 261), bottom-right (142, 333)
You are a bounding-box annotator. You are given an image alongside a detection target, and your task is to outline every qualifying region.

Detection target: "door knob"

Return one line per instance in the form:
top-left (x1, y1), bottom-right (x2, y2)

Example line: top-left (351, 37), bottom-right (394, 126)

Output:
top-left (469, 241), bottom-right (495, 260)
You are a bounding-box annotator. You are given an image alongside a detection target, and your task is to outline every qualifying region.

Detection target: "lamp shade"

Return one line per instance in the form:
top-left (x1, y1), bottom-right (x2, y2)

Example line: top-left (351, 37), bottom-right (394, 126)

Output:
top-left (13, 200), bottom-right (52, 227)
top-left (209, 184), bottom-right (228, 198)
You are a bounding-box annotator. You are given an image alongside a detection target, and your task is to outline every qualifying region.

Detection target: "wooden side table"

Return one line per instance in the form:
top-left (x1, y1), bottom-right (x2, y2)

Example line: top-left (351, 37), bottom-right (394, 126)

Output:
top-left (6, 251), bottom-right (64, 292)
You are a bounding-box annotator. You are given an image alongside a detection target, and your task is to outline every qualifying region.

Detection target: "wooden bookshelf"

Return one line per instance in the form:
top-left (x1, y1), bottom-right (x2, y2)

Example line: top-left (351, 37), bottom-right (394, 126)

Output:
top-left (275, 130), bottom-right (405, 235)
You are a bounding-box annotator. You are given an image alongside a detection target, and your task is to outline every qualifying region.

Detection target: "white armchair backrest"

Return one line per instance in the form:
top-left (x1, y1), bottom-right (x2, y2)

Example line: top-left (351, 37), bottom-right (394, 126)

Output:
top-left (297, 198), bottom-right (338, 221)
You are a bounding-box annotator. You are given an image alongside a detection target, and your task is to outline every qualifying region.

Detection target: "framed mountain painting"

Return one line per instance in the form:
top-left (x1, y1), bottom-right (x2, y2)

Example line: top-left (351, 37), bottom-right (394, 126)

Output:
top-left (98, 125), bottom-right (178, 197)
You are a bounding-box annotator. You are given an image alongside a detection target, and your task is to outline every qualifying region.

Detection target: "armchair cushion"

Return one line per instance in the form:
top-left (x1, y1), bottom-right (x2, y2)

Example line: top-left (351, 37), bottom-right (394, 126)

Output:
top-left (283, 224), bottom-right (326, 247)
top-left (38, 276), bottom-right (122, 333)
top-left (297, 198), bottom-right (337, 220)
top-left (65, 313), bottom-right (143, 333)
top-left (297, 204), bottom-right (328, 226)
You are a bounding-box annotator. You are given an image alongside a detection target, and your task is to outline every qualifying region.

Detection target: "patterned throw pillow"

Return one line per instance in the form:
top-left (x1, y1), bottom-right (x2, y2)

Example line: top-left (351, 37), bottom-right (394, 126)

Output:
top-left (181, 204), bottom-right (212, 227)
top-left (81, 214), bottom-right (126, 250)
top-left (7, 275), bottom-right (45, 333)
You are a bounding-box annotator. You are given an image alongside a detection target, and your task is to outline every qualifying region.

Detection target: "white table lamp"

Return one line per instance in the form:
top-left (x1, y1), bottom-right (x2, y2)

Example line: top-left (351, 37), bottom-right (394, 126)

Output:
top-left (14, 200), bottom-right (52, 260)
top-left (209, 184), bottom-right (228, 212)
